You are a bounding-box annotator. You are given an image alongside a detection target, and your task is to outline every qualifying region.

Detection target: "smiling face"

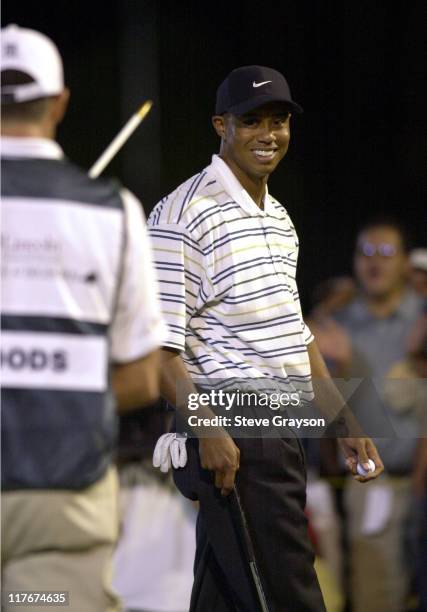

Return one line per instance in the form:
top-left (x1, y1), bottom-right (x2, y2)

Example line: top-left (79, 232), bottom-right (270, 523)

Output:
top-left (212, 101), bottom-right (291, 185)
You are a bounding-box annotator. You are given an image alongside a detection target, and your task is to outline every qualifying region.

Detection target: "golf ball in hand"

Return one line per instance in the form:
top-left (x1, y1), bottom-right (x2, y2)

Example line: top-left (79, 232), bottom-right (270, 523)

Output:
top-left (356, 459), bottom-right (375, 476)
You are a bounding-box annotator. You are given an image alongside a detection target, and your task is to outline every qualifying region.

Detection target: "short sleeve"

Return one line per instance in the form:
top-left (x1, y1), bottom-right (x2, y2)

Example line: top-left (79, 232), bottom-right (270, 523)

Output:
top-left (147, 221), bottom-right (205, 352)
top-left (283, 212), bottom-right (314, 346)
top-left (110, 189), bottom-right (167, 362)
top-left (302, 321), bottom-right (314, 345)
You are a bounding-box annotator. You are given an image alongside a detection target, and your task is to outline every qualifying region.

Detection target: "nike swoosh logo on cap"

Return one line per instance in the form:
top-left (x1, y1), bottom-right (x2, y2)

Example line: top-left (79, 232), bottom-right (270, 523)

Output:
top-left (253, 80), bottom-right (272, 88)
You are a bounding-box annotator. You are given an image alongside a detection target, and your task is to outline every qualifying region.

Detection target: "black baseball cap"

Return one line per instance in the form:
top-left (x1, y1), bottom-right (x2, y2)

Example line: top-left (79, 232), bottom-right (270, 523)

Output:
top-left (215, 65), bottom-right (303, 115)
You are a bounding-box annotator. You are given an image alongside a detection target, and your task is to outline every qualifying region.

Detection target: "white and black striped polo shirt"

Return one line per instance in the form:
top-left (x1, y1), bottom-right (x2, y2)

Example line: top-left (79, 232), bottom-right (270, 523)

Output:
top-left (148, 154), bottom-right (313, 398)
top-left (1, 137), bottom-right (166, 489)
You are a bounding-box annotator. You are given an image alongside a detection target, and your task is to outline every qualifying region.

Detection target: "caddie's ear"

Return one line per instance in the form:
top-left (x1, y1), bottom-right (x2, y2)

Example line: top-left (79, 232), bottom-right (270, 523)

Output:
top-left (51, 87), bottom-right (70, 125)
top-left (212, 115), bottom-right (226, 139)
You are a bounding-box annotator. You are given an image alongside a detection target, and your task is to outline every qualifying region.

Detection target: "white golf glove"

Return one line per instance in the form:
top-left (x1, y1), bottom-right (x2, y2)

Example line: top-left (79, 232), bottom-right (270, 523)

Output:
top-left (152, 433), bottom-right (188, 473)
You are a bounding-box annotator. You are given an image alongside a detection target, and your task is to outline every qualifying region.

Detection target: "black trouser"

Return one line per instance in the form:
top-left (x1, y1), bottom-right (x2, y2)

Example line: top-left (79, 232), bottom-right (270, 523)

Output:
top-left (173, 434), bottom-right (326, 612)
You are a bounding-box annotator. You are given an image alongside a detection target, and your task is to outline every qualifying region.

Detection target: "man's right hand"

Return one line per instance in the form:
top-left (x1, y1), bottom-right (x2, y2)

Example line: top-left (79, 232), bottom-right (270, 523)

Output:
top-left (199, 434), bottom-right (240, 496)
top-left (158, 349), bottom-right (240, 495)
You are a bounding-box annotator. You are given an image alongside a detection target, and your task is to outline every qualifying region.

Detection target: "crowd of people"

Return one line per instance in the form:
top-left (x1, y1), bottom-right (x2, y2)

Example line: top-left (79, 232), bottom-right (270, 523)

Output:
top-left (1, 23), bottom-right (425, 612)
top-left (306, 235), bottom-right (427, 612)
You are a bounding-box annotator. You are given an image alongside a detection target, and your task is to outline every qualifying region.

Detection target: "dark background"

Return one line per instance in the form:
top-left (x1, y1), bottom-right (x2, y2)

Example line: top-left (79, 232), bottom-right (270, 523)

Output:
top-left (2, 0), bottom-right (426, 309)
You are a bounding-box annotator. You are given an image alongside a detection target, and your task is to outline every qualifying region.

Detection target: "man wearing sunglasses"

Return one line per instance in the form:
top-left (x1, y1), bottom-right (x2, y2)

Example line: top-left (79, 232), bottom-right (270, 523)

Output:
top-left (333, 219), bottom-right (424, 612)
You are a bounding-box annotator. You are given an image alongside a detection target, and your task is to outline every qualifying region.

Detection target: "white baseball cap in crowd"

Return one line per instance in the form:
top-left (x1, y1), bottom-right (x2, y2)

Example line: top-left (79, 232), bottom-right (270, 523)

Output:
top-left (410, 249), bottom-right (427, 272)
top-left (1, 24), bottom-right (64, 104)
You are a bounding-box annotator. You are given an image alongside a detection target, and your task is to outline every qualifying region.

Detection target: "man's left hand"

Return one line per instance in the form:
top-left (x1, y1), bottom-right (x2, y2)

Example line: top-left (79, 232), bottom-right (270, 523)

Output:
top-left (338, 437), bottom-right (384, 482)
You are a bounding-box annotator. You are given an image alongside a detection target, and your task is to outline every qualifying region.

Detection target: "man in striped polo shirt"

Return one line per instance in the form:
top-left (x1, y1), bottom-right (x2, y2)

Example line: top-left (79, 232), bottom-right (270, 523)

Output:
top-left (148, 66), bottom-right (383, 611)
top-left (1, 25), bottom-right (166, 612)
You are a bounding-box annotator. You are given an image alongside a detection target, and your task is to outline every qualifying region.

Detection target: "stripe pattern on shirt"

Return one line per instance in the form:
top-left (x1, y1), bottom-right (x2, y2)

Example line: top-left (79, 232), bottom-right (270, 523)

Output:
top-left (148, 156), bottom-right (313, 398)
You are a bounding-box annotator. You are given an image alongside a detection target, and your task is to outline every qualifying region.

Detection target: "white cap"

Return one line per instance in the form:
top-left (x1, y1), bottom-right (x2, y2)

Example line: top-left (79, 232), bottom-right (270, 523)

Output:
top-left (410, 248), bottom-right (427, 272)
top-left (1, 24), bottom-right (64, 103)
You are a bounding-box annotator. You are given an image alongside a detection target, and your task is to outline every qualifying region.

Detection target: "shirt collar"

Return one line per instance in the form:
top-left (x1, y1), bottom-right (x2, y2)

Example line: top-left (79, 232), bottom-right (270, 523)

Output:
top-left (210, 154), bottom-right (276, 217)
top-left (1, 136), bottom-right (64, 160)
top-left (350, 289), bottom-right (421, 322)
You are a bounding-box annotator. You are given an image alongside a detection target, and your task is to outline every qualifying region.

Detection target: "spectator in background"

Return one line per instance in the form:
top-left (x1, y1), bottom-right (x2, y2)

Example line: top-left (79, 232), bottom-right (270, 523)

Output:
top-left (1, 25), bottom-right (166, 612)
top-left (311, 276), bottom-right (357, 320)
top-left (326, 218), bottom-right (424, 612)
top-left (406, 249), bottom-right (427, 611)
top-left (308, 276), bottom-right (356, 373)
